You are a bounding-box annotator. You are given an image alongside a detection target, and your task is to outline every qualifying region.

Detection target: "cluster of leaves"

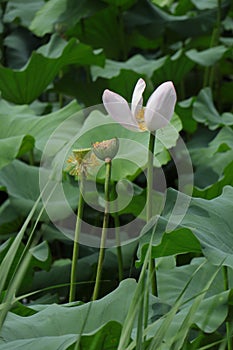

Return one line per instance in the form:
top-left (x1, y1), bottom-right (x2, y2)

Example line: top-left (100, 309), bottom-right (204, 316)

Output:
top-left (0, 0), bottom-right (233, 349)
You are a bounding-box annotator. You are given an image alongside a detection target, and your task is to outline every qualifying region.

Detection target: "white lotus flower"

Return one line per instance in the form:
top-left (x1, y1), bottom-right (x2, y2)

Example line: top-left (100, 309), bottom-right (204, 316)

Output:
top-left (102, 78), bottom-right (177, 132)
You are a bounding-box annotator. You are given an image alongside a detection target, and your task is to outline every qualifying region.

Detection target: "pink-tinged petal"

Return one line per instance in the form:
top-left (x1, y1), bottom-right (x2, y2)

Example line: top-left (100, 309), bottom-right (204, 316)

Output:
top-left (103, 89), bottom-right (139, 131)
top-left (131, 78), bottom-right (146, 117)
top-left (144, 81), bottom-right (177, 131)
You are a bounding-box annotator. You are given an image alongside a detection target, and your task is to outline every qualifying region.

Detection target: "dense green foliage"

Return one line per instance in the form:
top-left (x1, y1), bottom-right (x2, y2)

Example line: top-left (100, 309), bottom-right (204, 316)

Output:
top-left (0, 0), bottom-right (233, 348)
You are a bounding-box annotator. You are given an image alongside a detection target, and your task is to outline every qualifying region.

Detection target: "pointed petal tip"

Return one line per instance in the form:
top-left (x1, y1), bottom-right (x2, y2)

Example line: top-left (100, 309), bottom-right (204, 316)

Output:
top-left (144, 81), bottom-right (177, 132)
top-left (137, 77), bottom-right (146, 86)
top-left (159, 81), bottom-right (177, 98)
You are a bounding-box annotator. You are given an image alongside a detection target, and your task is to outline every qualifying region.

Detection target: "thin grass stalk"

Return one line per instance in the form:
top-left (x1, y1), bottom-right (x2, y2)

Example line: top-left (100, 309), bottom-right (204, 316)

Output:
top-left (126, 259), bottom-right (216, 350)
top-left (0, 182), bottom-right (51, 296)
top-left (136, 274), bottom-right (146, 350)
top-left (0, 183), bottom-right (57, 329)
top-left (148, 260), bottom-right (226, 350)
top-left (92, 159), bottom-right (112, 301)
top-left (118, 240), bottom-right (152, 350)
top-left (15, 281), bottom-right (99, 304)
top-left (172, 272), bottom-right (224, 349)
top-left (73, 301), bottom-right (93, 350)
top-left (118, 228), bottom-right (158, 350)
top-left (69, 172), bottom-right (85, 302)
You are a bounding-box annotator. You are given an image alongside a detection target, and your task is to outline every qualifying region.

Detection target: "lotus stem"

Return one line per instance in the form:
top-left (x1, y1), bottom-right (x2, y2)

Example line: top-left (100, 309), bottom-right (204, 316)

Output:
top-left (92, 158), bottom-right (112, 300)
top-left (69, 172), bottom-right (85, 302)
top-left (147, 132), bottom-right (158, 296)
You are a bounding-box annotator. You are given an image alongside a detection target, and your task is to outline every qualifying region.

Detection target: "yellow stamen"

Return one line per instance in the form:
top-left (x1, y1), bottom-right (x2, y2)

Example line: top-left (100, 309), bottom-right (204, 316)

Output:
top-left (135, 108), bottom-right (147, 131)
top-left (65, 149), bottom-right (99, 177)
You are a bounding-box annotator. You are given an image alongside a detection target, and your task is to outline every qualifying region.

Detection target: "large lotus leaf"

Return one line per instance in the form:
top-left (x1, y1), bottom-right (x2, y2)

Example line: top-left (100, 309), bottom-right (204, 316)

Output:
top-left (30, 0), bottom-right (67, 36)
top-left (152, 49), bottom-right (195, 85)
top-left (135, 257), bottom-right (230, 349)
top-left (0, 35), bottom-right (104, 104)
top-left (92, 50), bottom-right (195, 87)
top-left (3, 0), bottom-right (44, 27)
top-left (0, 135), bottom-right (34, 170)
top-left (146, 291), bottom-right (229, 347)
top-left (0, 334), bottom-right (78, 350)
top-left (176, 97), bottom-right (197, 133)
top-left (158, 257), bottom-right (228, 306)
top-left (91, 54), bottom-right (168, 81)
top-left (68, 5), bottom-right (136, 60)
top-left (137, 219), bottom-right (201, 266)
top-left (30, 0), bottom-right (104, 37)
top-left (0, 98), bottom-right (84, 169)
top-left (191, 0), bottom-right (223, 10)
top-left (76, 321), bottom-right (122, 350)
top-left (4, 29), bottom-right (40, 69)
top-left (0, 321), bottom-right (122, 350)
top-left (193, 161), bottom-right (233, 199)
top-left (189, 127), bottom-right (233, 188)
top-left (0, 279), bottom-right (136, 340)
top-left (154, 257), bottom-right (230, 335)
top-left (125, 0), bottom-right (231, 39)
top-left (193, 87), bottom-right (233, 130)
top-left (0, 160), bottom-right (78, 221)
top-left (0, 200), bottom-right (23, 236)
top-left (138, 186), bottom-right (233, 267)
top-left (186, 45), bottom-right (229, 67)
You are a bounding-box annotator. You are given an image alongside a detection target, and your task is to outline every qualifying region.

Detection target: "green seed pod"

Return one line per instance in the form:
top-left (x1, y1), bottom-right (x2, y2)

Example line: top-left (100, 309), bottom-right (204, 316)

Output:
top-left (92, 138), bottom-right (119, 161)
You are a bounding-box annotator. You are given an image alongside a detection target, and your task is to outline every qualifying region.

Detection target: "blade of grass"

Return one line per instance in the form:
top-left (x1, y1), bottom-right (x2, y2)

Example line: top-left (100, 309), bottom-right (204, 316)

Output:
top-left (125, 259), bottom-right (214, 350)
top-left (0, 182), bottom-right (58, 329)
top-left (148, 260), bottom-right (226, 350)
top-left (0, 183), bottom-right (49, 296)
top-left (117, 235), bottom-right (153, 350)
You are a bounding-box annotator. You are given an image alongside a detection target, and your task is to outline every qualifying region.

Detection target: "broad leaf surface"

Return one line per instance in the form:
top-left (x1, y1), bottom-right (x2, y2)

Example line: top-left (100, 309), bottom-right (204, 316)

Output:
top-left (0, 160), bottom-right (78, 220)
top-left (3, 0), bottom-right (44, 27)
top-left (193, 88), bottom-right (233, 130)
top-left (0, 98), bottom-right (83, 169)
top-left (0, 35), bottom-right (104, 104)
top-left (138, 187), bottom-right (233, 267)
top-left (0, 279), bottom-right (136, 340)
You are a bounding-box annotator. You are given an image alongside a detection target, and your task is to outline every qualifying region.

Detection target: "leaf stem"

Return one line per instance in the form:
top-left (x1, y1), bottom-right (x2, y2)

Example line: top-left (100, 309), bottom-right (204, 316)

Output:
top-left (203, 0), bottom-right (222, 88)
top-left (92, 159), bottom-right (112, 300)
top-left (115, 214), bottom-right (124, 282)
top-left (147, 132), bottom-right (158, 296)
top-left (113, 182), bottom-right (123, 282)
top-left (69, 173), bottom-right (85, 302)
top-left (58, 70), bottom-right (64, 108)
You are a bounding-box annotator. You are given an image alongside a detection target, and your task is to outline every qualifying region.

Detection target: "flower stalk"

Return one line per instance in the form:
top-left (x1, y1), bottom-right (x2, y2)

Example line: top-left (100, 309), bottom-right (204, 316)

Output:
top-left (147, 132), bottom-right (158, 296)
top-left (92, 138), bottom-right (119, 300)
top-left (69, 172), bottom-right (85, 302)
top-left (114, 206), bottom-right (124, 282)
top-left (92, 157), bottom-right (112, 300)
top-left (65, 148), bottom-right (97, 302)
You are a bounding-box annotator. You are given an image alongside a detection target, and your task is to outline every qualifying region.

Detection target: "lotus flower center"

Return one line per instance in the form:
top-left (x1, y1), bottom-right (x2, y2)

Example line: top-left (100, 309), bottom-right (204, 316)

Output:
top-left (135, 108), bottom-right (147, 131)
